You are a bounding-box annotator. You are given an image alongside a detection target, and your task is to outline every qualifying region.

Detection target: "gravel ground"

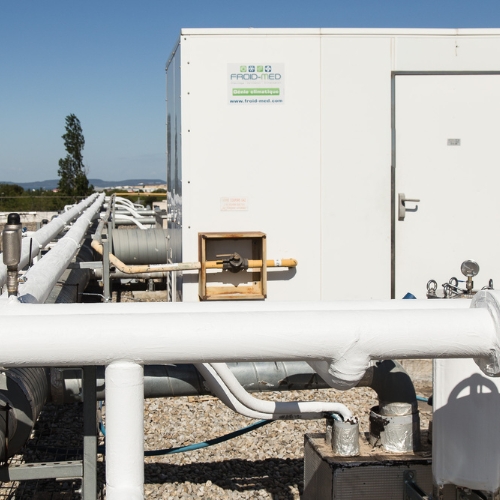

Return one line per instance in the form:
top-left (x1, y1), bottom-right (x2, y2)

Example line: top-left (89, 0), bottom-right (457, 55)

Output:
top-left (0, 286), bottom-right (433, 499)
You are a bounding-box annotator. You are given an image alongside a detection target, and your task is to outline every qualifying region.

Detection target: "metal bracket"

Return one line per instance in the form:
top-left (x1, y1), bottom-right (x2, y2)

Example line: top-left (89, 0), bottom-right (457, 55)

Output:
top-left (457, 487), bottom-right (497, 500)
top-left (404, 470), bottom-right (431, 500)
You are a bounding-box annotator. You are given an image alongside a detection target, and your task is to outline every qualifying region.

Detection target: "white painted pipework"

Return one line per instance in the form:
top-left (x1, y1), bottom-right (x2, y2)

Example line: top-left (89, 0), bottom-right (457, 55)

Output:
top-left (106, 197), bottom-right (141, 211)
top-left (196, 363), bottom-right (352, 420)
top-left (105, 361), bottom-right (144, 500)
top-left (14, 194), bottom-right (104, 304)
top-left (0, 292), bottom-right (499, 499)
top-left (99, 212), bottom-right (153, 229)
top-left (0, 193), bottom-right (99, 290)
top-left (0, 295), bottom-right (496, 377)
top-left (195, 363), bottom-right (279, 419)
top-left (209, 362), bottom-right (353, 418)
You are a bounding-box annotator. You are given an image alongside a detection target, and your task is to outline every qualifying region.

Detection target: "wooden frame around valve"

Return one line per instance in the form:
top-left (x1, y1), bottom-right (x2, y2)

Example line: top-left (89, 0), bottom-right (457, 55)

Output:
top-left (198, 232), bottom-right (267, 301)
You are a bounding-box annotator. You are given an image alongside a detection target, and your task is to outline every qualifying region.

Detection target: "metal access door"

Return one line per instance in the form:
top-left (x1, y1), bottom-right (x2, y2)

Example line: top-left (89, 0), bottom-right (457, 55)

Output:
top-left (394, 74), bottom-right (500, 298)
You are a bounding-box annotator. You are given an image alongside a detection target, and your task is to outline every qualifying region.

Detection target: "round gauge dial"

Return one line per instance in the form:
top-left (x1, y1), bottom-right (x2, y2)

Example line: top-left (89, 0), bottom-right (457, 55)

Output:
top-left (461, 260), bottom-right (480, 278)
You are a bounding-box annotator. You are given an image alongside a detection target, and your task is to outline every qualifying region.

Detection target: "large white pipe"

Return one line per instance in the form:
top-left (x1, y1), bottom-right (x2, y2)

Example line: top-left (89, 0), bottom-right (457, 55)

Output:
top-left (105, 361), bottom-right (144, 500)
top-left (15, 194), bottom-right (104, 304)
top-left (0, 193), bottom-right (99, 289)
top-left (0, 293), bottom-right (497, 383)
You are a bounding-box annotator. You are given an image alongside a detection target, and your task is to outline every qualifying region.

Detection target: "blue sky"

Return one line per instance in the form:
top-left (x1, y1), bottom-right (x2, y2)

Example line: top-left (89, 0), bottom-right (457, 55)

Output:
top-left (1, 0), bottom-right (499, 183)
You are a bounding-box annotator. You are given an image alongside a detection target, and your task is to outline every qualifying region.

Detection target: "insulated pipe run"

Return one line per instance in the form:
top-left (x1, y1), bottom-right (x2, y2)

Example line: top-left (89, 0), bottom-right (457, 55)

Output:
top-left (102, 214), bottom-right (155, 229)
top-left (103, 199), bottom-right (152, 219)
top-left (15, 194), bottom-right (105, 304)
top-left (195, 363), bottom-right (276, 420)
top-left (0, 193), bottom-right (99, 290)
top-left (208, 362), bottom-right (352, 419)
top-left (51, 361), bottom-right (415, 405)
top-left (105, 361), bottom-right (144, 500)
top-left (0, 294), bottom-right (497, 383)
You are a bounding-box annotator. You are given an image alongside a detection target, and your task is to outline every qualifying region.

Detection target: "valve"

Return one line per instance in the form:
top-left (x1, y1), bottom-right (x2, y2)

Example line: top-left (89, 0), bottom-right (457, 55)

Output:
top-left (2, 213), bottom-right (22, 296)
top-left (216, 253), bottom-right (249, 273)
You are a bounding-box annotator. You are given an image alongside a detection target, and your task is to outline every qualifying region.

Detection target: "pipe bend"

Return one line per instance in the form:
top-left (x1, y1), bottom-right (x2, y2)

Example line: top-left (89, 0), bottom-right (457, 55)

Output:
top-left (472, 290), bottom-right (500, 377)
top-left (210, 362), bottom-right (352, 420)
top-left (307, 352), bottom-right (371, 391)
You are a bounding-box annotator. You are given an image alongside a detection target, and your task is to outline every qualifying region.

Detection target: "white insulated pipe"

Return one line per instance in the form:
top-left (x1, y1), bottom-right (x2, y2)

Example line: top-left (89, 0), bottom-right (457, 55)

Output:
top-left (15, 194), bottom-right (105, 304)
top-left (0, 294), bottom-right (497, 382)
top-left (105, 361), bottom-right (144, 500)
top-left (209, 362), bottom-right (353, 418)
top-left (0, 193), bottom-right (99, 290)
top-left (196, 363), bottom-right (352, 420)
top-left (195, 363), bottom-right (279, 419)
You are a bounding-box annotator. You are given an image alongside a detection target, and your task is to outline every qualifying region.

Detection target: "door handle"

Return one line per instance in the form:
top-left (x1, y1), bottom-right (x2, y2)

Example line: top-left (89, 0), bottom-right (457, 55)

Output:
top-left (398, 193), bottom-right (420, 221)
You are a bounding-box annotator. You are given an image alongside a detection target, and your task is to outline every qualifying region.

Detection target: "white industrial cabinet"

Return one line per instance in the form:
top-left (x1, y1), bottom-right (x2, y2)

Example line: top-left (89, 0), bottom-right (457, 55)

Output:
top-left (166, 29), bottom-right (500, 302)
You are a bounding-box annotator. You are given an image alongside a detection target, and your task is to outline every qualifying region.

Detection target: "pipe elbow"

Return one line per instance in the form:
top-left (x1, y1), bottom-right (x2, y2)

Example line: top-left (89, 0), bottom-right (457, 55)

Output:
top-left (308, 353), bottom-right (371, 391)
top-left (472, 290), bottom-right (500, 377)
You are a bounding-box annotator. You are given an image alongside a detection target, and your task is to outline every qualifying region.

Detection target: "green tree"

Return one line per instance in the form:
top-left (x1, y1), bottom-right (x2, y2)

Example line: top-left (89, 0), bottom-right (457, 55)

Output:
top-left (57, 114), bottom-right (93, 196)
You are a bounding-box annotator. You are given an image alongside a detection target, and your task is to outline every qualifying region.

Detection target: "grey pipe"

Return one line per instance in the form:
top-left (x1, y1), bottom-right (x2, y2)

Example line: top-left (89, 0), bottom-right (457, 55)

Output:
top-left (111, 229), bottom-right (169, 265)
top-left (51, 362), bottom-right (331, 404)
top-left (49, 360), bottom-right (417, 406)
top-left (0, 368), bottom-right (50, 459)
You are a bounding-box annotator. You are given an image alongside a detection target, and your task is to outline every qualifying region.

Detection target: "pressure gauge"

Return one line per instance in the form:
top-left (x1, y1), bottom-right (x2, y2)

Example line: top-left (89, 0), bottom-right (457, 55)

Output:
top-left (461, 260), bottom-right (480, 278)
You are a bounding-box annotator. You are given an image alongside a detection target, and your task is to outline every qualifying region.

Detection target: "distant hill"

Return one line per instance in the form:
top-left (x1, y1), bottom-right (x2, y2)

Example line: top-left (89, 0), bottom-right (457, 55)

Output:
top-left (0, 179), bottom-right (166, 190)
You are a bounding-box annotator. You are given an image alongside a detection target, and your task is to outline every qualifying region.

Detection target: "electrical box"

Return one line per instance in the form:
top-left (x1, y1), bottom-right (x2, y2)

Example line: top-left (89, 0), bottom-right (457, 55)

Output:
top-left (166, 29), bottom-right (500, 303)
top-left (198, 231), bottom-right (267, 300)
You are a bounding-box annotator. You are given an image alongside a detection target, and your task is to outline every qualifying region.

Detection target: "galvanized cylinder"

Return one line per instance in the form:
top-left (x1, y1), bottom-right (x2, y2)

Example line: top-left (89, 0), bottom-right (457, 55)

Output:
top-left (111, 229), bottom-right (169, 265)
top-left (332, 419), bottom-right (360, 457)
top-left (2, 213), bottom-right (22, 267)
top-left (369, 404), bottom-right (420, 453)
top-left (2, 213), bottom-right (22, 296)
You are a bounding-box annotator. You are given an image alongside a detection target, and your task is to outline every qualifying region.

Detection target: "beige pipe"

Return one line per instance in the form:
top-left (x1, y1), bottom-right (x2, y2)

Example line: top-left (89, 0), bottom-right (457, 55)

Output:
top-left (91, 240), bottom-right (297, 274)
top-left (205, 258), bottom-right (297, 269)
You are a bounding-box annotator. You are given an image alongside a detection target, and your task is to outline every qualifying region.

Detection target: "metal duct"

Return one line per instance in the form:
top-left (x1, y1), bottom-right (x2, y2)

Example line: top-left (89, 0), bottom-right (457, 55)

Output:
top-left (111, 229), bottom-right (169, 265)
top-left (50, 362), bottom-right (330, 403)
top-left (0, 368), bottom-right (50, 460)
top-left (50, 361), bottom-right (418, 406)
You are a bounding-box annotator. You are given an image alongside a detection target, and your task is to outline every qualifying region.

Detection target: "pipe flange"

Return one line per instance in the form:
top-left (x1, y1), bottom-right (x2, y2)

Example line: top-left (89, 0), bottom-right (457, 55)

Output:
top-left (472, 290), bottom-right (500, 377)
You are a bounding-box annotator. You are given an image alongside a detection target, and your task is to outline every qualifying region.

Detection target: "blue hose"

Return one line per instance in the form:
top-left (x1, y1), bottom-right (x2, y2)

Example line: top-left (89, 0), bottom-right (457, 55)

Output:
top-left (97, 418), bottom-right (272, 456)
top-left (416, 395), bottom-right (430, 404)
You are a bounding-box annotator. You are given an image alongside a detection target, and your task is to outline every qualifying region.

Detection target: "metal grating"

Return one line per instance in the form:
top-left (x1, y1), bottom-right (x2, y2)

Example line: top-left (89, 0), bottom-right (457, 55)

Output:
top-left (0, 402), bottom-right (104, 499)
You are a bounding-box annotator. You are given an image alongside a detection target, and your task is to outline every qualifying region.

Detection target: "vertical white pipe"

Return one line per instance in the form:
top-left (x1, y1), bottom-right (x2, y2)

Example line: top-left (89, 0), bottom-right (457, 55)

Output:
top-left (105, 361), bottom-right (144, 500)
